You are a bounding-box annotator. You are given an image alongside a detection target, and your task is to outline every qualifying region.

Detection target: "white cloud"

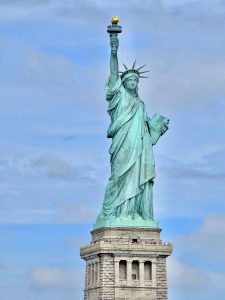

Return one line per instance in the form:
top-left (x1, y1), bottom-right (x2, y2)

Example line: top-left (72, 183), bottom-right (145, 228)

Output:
top-left (0, 154), bottom-right (98, 183)
top-left (168, 257), bottom-right (209, 292)
top-left (28, 266), bottom-right (83, 290)
top-left (33, 155), bottom-right (78, 180)
top-left (162, 0), bottom-right (225, 13)
top-left (176, 214), bottom-right (225, 263)
top-left (168, 256), bottom-right (225, 299)
top-left (163, 215), bottom-right (225, 299)
top-left (0, 0), bottom-right (49, 4)
top-left (56, 200), bottom-right (96, 223)
top-left (32, 154), bottom-right (101, 184)
top-left (158, 147), bottom-right (225, 181)
top-left (137, 48), bottom-right (225, 111)
top-left (0, 38), bottom-right (78, 87)
top-left (1, 0), bottom-right (224, 114)
top-left (162, 0), bottom-right (199, 5)
top-left (0, 1), bottom-right (51, 20)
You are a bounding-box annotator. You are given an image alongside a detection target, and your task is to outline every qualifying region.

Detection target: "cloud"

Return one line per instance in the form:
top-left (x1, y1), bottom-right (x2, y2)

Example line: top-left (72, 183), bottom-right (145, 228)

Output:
top-left (164, 215), bottom-right (225, 299)
top-left (56, 200), bottom-right (96, 223)
top-left (153, 147), bottom-right (225, 219)
top-left (176, 214), bottom-right (225, 264)
top-left (56, 200), bottom-right (96, 224)
top-left (0, 38), bottom-right (78, 88)
top-left (0, 154), bottom-right (97, 183)
top-left (146, 56), bottom-right (225, 110)
top-left (0, 153), bottom-right (97, 185)
top-left (0, 151), bottom-right (105, 224)
top-left (0, 0), bottom-right (50, 5)
top-left (158, 147), bottom-right (225, 181)
top-left (1, 0), bottom-right (224, 115)
top-left (168, 256), bottom-right (225, 300)
top-left (0, 281), bottom-right (83, 300)
top-left (161, 0), bottom-right (225, 15)
top-left (32, 154), bottom-right (100, 184)
top-left (33, 156), bottom-right (79, 181)
top-left (28, 266), bottom-right (83, 290)
top-left (0, 0), bottom-right (51, 20)
top-left (168, 257), bottom-right (209, 293)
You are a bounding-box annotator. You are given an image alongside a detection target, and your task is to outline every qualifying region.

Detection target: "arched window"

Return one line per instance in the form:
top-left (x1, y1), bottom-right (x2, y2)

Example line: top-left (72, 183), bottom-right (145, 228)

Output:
top-left (132, 260), bottom-right (139, 280)
top-left (144, 261), bottom-right (152, 280)
top-left (119, 260), bottom-right (127, 280)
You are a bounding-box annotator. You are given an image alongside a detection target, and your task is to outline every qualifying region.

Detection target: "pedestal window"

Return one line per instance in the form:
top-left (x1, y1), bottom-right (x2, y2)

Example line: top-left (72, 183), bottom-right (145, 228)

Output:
top-left (87, 264), bottom-right (91, 284)
top-left (132, 260), bottom-right (139, 280)
top-left (91, 263), bottom-right (94, 283)
top-left (95, 262), bottom-right (98, 282)
top-left (119, 260), bottom-right (127, 280)
top-left (144, 261), bottom-right (152, 281)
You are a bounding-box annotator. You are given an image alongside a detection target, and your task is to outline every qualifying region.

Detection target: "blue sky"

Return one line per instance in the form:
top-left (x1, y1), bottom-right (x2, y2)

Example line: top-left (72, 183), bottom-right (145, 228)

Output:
top-left (0, 0), bottom-right (225, 299)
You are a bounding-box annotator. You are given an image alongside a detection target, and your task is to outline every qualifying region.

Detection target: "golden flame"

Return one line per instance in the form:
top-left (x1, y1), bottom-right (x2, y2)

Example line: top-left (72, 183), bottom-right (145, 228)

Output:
top-left (111, 16), bottom-right (119, 25)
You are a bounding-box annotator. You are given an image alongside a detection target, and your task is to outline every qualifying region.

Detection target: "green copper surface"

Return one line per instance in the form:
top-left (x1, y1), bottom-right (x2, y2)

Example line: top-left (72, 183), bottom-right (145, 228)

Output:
top-left (94, 21), bottom-right (169, 230)
top-left (93, 216), bottom-right (159, 230)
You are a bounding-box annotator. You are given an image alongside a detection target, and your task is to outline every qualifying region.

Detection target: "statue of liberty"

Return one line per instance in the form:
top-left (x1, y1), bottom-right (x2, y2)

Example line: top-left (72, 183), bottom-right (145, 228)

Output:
top-left (95, 18), bottom-right (169, 229)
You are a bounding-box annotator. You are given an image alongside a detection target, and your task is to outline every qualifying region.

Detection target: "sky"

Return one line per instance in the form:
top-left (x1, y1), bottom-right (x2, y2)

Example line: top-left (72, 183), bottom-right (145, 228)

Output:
top-left (0, 0), bottom-right (225, 299)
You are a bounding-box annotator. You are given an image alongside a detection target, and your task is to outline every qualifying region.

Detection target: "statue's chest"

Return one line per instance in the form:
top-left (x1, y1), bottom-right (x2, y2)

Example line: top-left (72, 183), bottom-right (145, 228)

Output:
top-left (122, 93), bottom-right (139, 109)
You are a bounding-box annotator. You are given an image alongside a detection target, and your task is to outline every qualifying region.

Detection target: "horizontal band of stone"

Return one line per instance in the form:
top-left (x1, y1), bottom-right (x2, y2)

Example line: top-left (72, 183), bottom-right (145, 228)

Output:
top-left (80, 240), bottom-right (172, 258)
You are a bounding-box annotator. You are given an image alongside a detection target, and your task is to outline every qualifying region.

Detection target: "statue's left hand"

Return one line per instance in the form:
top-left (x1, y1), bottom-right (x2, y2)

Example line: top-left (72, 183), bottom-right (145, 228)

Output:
top-left (161, 123), bottom-right (169, 134)
top-left (110, 34), bottom-right (119, 54)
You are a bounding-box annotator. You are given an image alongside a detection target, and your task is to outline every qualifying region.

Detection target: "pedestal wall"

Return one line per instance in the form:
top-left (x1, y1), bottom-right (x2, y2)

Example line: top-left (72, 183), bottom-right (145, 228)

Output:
top-left (80, 227), bottom-right (172, 300)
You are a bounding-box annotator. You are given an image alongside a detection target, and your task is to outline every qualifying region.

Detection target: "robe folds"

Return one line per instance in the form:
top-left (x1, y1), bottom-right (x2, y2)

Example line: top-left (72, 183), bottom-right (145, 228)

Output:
top-left (97, 77), bottom-right (156, 221)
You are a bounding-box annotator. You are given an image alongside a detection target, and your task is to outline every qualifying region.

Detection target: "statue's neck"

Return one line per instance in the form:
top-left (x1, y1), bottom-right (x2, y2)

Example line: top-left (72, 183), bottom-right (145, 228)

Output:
top-left (125, 88), bottom-right (137, 97)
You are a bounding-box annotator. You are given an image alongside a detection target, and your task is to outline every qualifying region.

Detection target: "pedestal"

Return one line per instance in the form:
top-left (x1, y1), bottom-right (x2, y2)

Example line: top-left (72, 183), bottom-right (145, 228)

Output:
top-left (80, 227), bottom-right (172, 300)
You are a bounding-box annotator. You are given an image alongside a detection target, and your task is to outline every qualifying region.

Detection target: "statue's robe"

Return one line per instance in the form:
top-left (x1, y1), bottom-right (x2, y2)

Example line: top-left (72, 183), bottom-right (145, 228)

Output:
top-left (97, 77), bottom-right (156, 221)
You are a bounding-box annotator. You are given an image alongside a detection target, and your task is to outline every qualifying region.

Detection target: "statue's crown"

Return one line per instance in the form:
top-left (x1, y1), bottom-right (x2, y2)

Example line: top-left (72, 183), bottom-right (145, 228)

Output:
top-left (119, 61), bottom-right (149, 80)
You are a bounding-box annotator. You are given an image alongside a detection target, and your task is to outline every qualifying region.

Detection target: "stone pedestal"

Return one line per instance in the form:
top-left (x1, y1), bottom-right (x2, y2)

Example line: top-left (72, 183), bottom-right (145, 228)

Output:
top-left (80, 227), bottom-right (172, 300)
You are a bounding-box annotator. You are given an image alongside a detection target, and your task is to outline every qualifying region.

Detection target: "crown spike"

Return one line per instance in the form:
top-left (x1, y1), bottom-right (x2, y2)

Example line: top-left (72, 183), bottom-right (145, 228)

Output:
top-left (139, 70), bottom-right (149, 74)
top-left (132, 60), bottom-right (136, 69)
top-left (137, 64), bottom-right (146, 71)
top-left (120, 61), bottom-right (148, 80)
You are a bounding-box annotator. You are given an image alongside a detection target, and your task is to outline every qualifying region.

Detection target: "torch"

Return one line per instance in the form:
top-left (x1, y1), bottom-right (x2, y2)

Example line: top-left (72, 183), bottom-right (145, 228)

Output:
top-left (107, 16), bottom-right (122, 53)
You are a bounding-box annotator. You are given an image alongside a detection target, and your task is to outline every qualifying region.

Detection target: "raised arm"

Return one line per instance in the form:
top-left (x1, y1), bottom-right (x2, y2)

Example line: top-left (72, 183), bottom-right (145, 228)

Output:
top-left (109, 33), bottom-right (119, 87)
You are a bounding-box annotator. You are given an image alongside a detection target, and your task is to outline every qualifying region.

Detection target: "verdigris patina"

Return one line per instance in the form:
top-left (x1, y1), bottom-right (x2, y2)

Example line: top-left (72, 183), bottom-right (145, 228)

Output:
top-left (94, 18), bottom-right (169, 229)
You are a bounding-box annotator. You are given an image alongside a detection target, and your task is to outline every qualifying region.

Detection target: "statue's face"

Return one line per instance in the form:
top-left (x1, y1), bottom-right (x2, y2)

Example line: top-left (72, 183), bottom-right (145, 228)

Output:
top-left (124, 76), bottom-right (138, 91)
